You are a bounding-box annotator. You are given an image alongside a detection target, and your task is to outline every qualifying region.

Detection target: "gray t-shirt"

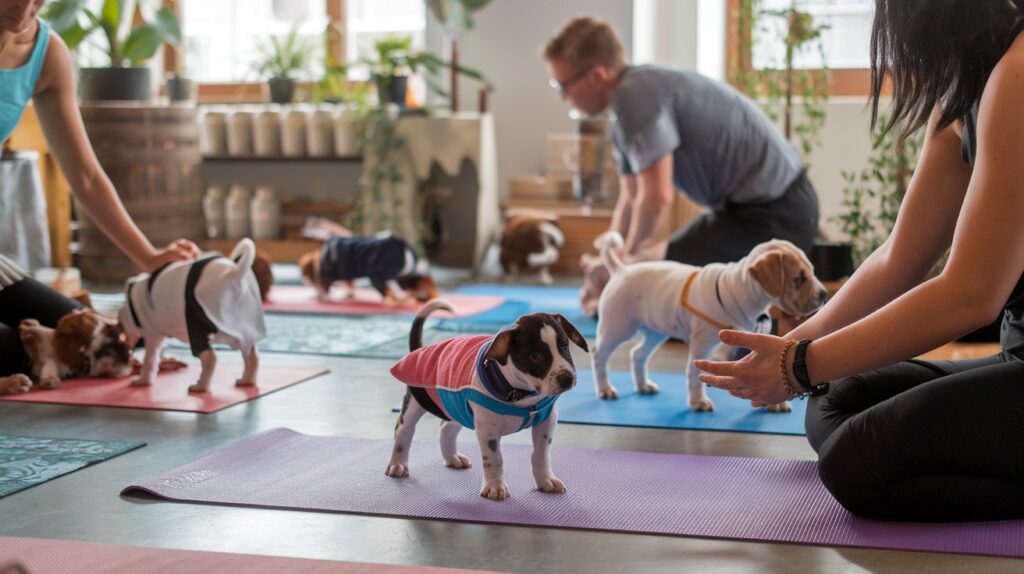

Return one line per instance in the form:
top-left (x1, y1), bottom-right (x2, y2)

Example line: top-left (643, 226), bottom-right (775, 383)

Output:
top-left (609, 65), bottom-right (803, 210)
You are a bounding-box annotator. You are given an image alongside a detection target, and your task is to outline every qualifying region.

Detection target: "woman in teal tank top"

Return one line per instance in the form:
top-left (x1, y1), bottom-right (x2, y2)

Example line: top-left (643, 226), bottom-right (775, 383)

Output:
top-left (0, 0), bottom-right (200, 391)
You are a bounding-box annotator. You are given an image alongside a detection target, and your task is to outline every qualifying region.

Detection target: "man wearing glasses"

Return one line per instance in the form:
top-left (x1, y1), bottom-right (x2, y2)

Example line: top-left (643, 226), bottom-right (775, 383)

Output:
top-left (544, 17), bottom-right (820, 314)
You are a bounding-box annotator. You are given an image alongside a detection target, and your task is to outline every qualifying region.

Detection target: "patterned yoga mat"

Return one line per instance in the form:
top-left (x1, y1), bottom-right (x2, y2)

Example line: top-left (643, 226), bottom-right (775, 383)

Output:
top-left (0, 434), bottom-right (143, 498)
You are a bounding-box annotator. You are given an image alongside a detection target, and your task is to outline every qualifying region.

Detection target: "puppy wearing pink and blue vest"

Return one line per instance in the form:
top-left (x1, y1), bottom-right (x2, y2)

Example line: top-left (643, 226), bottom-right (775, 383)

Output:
top-left (388, 300), bottom-right (589, 501)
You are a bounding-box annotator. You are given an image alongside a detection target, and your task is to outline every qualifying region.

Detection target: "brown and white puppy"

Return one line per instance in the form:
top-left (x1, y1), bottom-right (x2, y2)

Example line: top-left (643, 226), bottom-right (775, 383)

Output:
top-left (387, 300), bottom-right (589, 501)
top-left (500, 214), bottom-right (565, 285)
top-left (298, 234), bottom-right (438, 305)
top-left (18, 310), bottom-right (133, 390)
top-left (590, 232), bottom-right (828, 413)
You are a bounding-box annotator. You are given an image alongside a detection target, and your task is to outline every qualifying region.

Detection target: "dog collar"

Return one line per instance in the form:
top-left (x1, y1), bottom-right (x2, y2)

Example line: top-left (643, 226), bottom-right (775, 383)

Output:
top-left (679, 271), bottom-right (732, 331)
top-left (475, 340), bottom-right (538, 403)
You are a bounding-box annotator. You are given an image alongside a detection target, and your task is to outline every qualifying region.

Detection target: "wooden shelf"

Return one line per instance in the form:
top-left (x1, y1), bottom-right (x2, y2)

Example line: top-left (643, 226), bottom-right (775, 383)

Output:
top-left (204, 238), bottom-right (319, 262)
top-left (202, 155), bottom-right (363, 163)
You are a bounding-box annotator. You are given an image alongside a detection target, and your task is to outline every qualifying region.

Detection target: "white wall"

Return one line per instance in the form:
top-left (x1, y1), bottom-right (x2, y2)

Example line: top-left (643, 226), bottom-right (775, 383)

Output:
top-left (425, 0), bottom-right (633, 195)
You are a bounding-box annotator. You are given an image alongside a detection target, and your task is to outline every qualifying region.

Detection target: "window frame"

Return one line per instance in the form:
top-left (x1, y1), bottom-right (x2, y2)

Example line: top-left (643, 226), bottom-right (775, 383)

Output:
top-left (163, 0), bottom-right (347, 103)
top-left (725, 0), bottom-right (885, 98)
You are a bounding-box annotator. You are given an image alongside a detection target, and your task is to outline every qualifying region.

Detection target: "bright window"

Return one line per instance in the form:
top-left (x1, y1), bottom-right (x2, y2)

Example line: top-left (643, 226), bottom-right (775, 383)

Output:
top-left (179, 0), bottom-right (328, 83)
top-left (752, 0), bottom-right (874, 70)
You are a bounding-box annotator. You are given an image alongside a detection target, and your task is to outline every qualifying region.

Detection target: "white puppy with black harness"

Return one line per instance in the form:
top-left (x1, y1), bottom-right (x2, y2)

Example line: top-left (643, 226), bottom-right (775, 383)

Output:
top-left (118, 238), bottom-right (266, 393)
top-left (591, 232), bottom-right (828, 412)
top-left (388, 300), bottom-right (589, 501)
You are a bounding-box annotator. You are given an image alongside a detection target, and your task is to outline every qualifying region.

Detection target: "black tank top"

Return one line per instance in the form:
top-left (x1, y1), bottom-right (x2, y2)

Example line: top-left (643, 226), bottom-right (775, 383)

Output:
top-left (962, 100), bottom-right (1024, 358)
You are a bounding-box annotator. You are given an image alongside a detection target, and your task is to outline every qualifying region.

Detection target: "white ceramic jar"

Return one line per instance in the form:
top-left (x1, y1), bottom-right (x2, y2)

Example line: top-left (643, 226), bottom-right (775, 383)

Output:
top-left (226, 109), bottom-right (255, 157)
top-left (253, 107), bottom-right (282, 157)
top-left (225, 185), bottom-right (252, 239)
top-left (250, 186), bottom-right (282, 240)
top-left (281, 107), bottom-right (308, 157)
top-left (202, 185), bottom-right (227, 239)
top-left (333, 106), bottom-right (360, 157)
top-left (199, 108), bottom-right (228, 156)
top-left (306, 107), bottom-right (335, 158)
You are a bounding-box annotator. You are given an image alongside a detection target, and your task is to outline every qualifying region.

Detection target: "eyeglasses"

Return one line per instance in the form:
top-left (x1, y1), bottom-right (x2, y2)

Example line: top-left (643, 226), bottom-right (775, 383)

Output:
top-left (548, 66), bottom-right (593, 95)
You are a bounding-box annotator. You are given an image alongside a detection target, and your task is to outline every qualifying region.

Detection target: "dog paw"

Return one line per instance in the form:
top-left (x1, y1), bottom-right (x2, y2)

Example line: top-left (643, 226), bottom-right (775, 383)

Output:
top-left (0, 374), bottom-right (33, 395)
top-left (636, 380), bottom-right (661, 395)
top-left (130, 378), bottom-right (152, 387)
top-left (537, 476), bottom-right (566, 494)
top-left (690, 398), bottom-right (715, 412)
top-left (764, 401), bottom-right (792, 413)
top-left (480, 480), bottom-right (510, 501)
top-left (385, 463), bottom-right (410, 478)
top-left (39, 376), bottom-right (62, 390)
top-left (597, 387), bottom-right (619, 400)
top-left (187, 382), bottom-right (210, 393)
top-left (445, 454), bottom-right (472, 469)
top-left (234, 378), bottom-right (256, 387)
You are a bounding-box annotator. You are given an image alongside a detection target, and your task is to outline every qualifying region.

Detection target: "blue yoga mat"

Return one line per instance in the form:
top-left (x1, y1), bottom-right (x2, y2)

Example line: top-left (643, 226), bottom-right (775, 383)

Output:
top-left (393, 369), bottom-right (806, 436)
top-left (0, 434), bottom-right (144, 498)
top-left (438, 284), bottom-right (597, 338)
top-left (557, 370), bottom-right (807, 435)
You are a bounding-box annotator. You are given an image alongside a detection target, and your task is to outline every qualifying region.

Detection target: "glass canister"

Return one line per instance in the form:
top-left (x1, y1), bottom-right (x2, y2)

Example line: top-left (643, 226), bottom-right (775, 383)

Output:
top-left (281, 106), bottom-right (309, 157)
top-left (253, 106), bottom-right (282, 157)
top-left (225, 185), bottom-right (252, 239)
top-left (202, 185), bottom-right (227, 239)
top-left (226, 109), bottom-right (255, 157)
top-left (306, 106), bottom-right (336, 158)
top-left (250, 186), bottom-right (282, 240)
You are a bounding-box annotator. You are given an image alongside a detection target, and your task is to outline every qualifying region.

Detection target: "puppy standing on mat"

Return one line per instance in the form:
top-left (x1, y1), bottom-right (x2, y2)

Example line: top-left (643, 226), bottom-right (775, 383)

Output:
top-left (388, 300), bottom-right (589, 501)
top-left (591, 232), bottom-right (827, 412)
top-left (118, 238), bottom-right (268, 393)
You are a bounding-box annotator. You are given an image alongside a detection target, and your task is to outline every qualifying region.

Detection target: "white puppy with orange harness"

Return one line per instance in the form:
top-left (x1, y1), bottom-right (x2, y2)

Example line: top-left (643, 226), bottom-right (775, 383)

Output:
top-left (590, 232), bottom-right (828, 412)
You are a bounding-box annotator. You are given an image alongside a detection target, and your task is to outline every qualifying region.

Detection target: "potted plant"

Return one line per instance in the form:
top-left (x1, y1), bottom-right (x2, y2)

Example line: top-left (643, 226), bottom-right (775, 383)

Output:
top-left (364, 35), bottom-right (492, 108)
top-left (426, 0), bottom-right (493, 111)
top-left (252, 25), bottom-right (317, 104)
top-left (43, 0), bottom-right (181, 101)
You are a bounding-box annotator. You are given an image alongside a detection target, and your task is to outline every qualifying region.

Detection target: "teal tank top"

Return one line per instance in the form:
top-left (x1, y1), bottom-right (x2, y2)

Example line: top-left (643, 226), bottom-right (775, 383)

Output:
top-left (0, 19), bottom-right (50, 143)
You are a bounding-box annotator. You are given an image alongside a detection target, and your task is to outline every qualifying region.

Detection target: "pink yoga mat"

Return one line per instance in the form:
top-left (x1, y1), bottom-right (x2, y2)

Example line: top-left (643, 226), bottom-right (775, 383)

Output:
top-left (0, 366), bottom-right (327, 413)
top-left (0, 536), bottom-right (499, 574)
top-left (265, 285), bottom-right (504, 317)
top-left (124, 428), bottom-right (1024, 558)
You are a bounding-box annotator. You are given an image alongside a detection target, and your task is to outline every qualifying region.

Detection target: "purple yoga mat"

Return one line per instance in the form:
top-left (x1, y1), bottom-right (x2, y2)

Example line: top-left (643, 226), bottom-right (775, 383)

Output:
top-left (122, 428), bottom-right (1024, 558)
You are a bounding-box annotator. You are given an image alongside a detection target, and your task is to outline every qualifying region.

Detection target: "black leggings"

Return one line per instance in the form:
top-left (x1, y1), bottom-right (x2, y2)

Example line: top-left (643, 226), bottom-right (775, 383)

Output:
top-left (665, 171), bottom-right (819, 266)
top-left (806, 353), bottom-right (1024, 522)
top-left (0, 277), bottom-right (84, 376)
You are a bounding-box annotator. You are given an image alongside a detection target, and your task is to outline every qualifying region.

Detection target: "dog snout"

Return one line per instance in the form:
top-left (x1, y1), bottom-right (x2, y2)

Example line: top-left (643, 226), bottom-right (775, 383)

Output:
top-left (816, 288), bottom-right (828, 307)
top-left (556, 370), bottom-right (575, 391)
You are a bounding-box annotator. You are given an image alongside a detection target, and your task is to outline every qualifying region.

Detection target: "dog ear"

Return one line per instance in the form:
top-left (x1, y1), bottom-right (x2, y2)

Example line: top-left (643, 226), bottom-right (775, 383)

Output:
top-left (484, 328), bottom-right (515, 366)
top-left (53, 311), bottom-right (98, 372)
top-left (749, 251), bottom-right (786, 298)
top-left (551, 314), bottom-right (589, 352)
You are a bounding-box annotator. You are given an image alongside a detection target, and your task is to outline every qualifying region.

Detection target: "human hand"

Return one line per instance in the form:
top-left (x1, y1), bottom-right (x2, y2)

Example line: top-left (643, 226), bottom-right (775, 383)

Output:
top-left (694, 330), bottom-right (793, 404)
top-left (141, 239), bottom-right (201, 272)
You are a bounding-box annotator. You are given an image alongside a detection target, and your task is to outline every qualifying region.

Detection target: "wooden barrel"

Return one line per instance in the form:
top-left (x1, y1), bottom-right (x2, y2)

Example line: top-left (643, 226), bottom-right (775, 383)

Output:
top-left (76, 105), bottom-right (204, 283)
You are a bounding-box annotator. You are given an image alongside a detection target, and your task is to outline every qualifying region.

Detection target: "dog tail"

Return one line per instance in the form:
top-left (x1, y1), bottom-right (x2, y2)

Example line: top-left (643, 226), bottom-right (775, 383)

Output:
top-left (228, 238), bottom-right (257, 280)
top-left (410, 299), bottom-right (455, 351)
top-left (539, 221), bottom-right (565, 248)
top-left (599, 231), bottom-right (626, 274)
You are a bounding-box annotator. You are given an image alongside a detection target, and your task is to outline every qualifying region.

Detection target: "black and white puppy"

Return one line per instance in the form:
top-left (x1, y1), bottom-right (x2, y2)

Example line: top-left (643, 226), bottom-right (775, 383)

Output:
top-left (117, 238), bottom-right (267, 393)
top-left (388, 300), bottom-right (589, 501)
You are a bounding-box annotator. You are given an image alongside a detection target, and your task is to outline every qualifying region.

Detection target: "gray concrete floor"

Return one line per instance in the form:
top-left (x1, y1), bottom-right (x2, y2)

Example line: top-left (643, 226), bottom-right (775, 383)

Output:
top-left (1, 274), bottom-right (1020, 572)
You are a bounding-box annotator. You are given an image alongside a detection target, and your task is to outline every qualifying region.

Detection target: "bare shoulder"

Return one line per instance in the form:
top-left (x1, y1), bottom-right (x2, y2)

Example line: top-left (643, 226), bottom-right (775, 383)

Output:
top-left (34, 31), bottom-right (73, 96)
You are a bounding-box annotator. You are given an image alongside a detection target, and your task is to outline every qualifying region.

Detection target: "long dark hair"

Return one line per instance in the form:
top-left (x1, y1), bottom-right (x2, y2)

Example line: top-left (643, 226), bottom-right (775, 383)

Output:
top-left (870, 0), bottom-right (1024, 142)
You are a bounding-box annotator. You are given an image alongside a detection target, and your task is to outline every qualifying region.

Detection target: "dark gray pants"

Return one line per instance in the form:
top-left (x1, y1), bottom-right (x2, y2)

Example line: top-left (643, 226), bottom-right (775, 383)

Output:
top-left (0, 277), bottom-right (84, 376)
top-left (665, 171), bottom-right (819, 266)
top-left (806, 352), bottom-right (1024, 521)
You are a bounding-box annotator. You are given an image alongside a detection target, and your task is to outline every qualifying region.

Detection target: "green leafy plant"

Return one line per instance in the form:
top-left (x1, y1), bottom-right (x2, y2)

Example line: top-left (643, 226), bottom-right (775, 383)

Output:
top-left (731, 0), bottom-right (830, 159)
top-left (43, 0), bottom-right (181, 67)
top-left (364, 34), bottom-right (492, 106)
top-left (426, 0), bottom-right (493, 32)
top-left (832, 113), bottom-right (924, 267)
top-left (252, 25), bottom-right (318, 81)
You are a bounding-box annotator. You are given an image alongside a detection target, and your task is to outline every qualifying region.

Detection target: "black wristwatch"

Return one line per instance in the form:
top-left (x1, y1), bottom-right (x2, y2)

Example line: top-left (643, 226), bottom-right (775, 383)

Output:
top-left (793, 339), bottom-right (829, 397)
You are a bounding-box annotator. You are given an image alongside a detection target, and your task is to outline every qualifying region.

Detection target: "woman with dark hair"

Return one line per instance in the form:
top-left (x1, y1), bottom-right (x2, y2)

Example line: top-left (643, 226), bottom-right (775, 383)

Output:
top-left (696, 0), bottom-right (1024, 522)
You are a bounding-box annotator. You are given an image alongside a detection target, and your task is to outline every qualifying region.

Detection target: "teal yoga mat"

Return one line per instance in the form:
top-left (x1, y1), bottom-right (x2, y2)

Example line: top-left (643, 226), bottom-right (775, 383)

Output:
top-left (0, 434), bottom-right (144, 498)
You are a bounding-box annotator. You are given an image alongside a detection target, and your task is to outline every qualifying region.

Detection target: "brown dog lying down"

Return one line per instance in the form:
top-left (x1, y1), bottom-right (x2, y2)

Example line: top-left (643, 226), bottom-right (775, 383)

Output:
top-left (500, 214), bottom-right (565, 285)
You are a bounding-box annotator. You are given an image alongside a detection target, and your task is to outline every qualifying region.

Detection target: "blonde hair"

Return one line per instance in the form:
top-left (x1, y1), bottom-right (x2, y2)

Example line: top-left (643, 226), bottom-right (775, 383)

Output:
top-left (543, 17), bottom-right (626, 72)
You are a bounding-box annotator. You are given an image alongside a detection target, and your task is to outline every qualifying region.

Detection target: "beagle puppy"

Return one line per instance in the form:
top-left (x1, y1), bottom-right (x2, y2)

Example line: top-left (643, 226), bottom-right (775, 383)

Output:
top-left (500, 214), bottom-right (565, 285)
top-left (18, 310), bottom-right (133, 389)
